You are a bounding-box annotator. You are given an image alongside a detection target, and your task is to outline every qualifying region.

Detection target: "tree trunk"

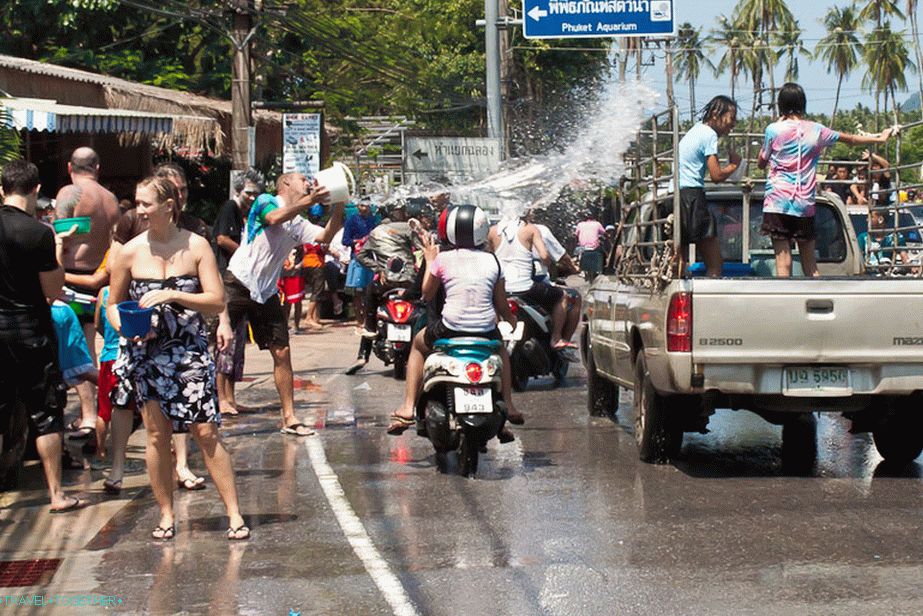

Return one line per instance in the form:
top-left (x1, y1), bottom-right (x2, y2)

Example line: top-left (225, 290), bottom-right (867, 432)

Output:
top-left (910, 9), bottom-right (923, 121)
top-left (831, 75), bottom-right (843, 129)
top-left (689, 79), bottom-right (696, 122)
top-left (729, 50), bottom-right (736, 100)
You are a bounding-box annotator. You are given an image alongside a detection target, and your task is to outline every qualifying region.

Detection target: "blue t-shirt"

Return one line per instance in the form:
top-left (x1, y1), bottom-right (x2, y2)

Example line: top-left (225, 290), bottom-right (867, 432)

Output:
top-left (99, 287), bottom-right (120, 363)
top-left (678, 123), bottom-right (719, 189)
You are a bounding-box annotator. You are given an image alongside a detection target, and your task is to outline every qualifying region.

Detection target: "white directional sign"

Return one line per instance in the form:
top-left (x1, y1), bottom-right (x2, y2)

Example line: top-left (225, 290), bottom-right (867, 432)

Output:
top-left (523, 0), bottom-right (676, 39)
top-left (403, 136), bottom-right (502, 183)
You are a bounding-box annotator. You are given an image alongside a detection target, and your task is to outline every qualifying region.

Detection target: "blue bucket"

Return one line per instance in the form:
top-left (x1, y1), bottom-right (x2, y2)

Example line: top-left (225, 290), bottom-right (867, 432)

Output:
top-left (117, 301), bottom-right (153, 338)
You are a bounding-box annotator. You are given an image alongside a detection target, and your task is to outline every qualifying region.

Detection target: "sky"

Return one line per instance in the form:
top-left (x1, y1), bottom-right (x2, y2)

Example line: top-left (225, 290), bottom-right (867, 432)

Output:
top-left (645, 0), bottom-right (923, 116)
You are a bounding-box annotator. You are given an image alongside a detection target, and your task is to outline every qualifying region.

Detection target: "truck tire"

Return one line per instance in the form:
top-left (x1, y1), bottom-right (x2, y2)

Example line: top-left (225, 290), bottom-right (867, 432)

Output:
top-left (873, 410), bottom-right (923, 467)
top-left (781, 414), bottom-right (817, 474)
top-left (586, 347), bottom-right (618, 417)
top-left (634, 353), bottom-right (681, 463)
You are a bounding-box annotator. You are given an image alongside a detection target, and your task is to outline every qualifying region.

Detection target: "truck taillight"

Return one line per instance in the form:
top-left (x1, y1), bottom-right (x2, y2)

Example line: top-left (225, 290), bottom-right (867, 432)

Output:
top-left (667, 292), bottom-right (692, 353)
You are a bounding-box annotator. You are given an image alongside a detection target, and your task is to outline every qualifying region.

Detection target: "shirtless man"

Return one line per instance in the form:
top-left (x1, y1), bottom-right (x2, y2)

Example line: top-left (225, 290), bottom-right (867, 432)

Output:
top-left (54, 148), bottom-right (120, 435)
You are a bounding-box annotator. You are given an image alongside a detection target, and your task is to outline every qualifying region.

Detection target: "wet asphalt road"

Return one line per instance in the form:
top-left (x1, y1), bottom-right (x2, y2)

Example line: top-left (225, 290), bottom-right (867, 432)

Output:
top-left (3, 324), bottom-right (923, 615)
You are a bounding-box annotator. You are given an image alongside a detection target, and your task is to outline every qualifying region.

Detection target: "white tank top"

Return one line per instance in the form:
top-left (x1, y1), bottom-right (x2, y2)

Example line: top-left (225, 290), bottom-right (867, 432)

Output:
top-left (494, 221), bottom-right (535, 294)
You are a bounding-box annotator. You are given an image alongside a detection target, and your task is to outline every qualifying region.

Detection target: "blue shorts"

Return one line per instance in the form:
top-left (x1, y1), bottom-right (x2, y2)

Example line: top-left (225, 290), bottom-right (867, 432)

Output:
top-left (51, 302), bottom-right (95, 385)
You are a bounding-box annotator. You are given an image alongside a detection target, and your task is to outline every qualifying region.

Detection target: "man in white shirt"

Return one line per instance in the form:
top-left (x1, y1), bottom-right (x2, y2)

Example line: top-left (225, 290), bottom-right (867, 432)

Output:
top-left (225, 173), bottom-right (341, 436)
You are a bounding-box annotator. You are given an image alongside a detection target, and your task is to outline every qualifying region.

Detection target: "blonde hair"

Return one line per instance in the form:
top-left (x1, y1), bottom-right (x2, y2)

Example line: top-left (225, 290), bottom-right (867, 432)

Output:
top-left (136, 176), bottom-right (180, 223)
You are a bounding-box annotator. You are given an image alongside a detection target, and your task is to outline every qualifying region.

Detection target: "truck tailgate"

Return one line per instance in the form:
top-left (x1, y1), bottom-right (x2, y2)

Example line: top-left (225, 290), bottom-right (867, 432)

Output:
top-left (691, 278), bottom-right (923, 364)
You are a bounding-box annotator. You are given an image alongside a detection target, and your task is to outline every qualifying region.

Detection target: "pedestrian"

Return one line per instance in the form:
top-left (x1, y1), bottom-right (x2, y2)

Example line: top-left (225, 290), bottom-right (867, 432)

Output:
top-left (212, 169), bottom-right (264, 416)
top-left (0, 160), bottom-right (82, 512)
top-left (324, 227), bottom-right (350, 317)
top-left (107, 175), bottom-right (248, 540)
top-left (342, 197), bottom-right (378, 328)
top-left (225, 172), bottom-right (339, 436)
top-left (676, 95), bottom-right (741, 277)
top-left (279, 244), bottom-right (306, 331)
top-left (757, 83), bottom-right (893, 277)
top-left (53, 147), bottom-right (120, 435)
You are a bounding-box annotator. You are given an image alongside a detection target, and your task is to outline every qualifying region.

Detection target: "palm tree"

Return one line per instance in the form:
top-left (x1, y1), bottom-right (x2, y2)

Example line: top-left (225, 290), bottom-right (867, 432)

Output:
top-left (775, 21), bottom-right (811, 82)
top-left (855, 0), bottom-right (905, 126)
top-left (708, 15), bottom-right (745, 100)
top-left (906, 0), bottom-right (923, 119)
top-left (817, 6), bottom-right (862, 128)
top-left (863, 22), bottom-right (916, 127)
top-left (674, 23), bottom-right (712, 122)
top-left (0, 106), bottom-right (20, 164)
top-left (734, 0), bottom-right (796, 115)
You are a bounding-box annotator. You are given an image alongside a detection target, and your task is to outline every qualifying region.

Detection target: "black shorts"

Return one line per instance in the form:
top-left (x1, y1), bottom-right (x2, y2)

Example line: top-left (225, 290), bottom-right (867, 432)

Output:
top-left (512, 282), bottom-right (565, 315)
top-left (224, 273), bottom-right (289, 350)
top-left (680, 187), bottom-right (717, 245)
top-left (760, 212), bottom-right (816, 242)
top-left (303, 266), bottom-right (326, 297)
top-left (0, 312), bottom-right (67, 437)
top-left (423, 319), bottom-right (501, 349)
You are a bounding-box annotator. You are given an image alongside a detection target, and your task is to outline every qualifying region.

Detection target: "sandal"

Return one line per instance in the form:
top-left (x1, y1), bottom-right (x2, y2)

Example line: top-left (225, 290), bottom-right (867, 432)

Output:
top-left (67, 426), bottom-right (95, 441)
top-left (227, 525), bottom-right (251, 541)
top-left (49, 496), bottom-right (84, 514)
top-left (507, 412), bottom-right (525, 426)
top-left (280, 422), bottom-right (315, 436)
top-left (386, 415), bottom-right (415, 436)
top-left (151, 525), bottom-right (175, 541)
top-left (103, 478), bottom-right (122, 495)
top-left (177, 476), bottom-right (206, 491)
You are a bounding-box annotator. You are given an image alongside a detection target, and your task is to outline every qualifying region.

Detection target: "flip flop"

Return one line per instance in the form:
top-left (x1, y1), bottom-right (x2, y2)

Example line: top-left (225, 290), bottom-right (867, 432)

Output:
top-left (177, 476), bottom-right (206, 491)
top-left (49, 497), bottom-right (84, 514)
top-left (103, 478), bottom-right (122, 495)
top-left (280, 422), bottom-right (315, 436)
top-left (386, 415), bottom-right (415, 436)
top-left (227, 525), bottom-right (251, 541)
top-left (67, 426), bottom-right (95, 441)
top-left (151, 525), bottom-right (175, 541)
top-left (507, 413), bottom-right (525, 426)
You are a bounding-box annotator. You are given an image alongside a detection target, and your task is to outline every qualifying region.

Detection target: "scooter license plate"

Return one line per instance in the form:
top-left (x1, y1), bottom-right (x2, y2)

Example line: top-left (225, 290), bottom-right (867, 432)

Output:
top-left (454, 387), bottom-right (492, 414)
top-left (387, 324), bottom-right (412, 342)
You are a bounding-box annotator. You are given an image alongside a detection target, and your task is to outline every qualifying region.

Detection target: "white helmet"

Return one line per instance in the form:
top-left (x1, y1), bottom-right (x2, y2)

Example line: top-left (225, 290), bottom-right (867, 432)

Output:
top-left (443, 204), bottom-right (489, 248)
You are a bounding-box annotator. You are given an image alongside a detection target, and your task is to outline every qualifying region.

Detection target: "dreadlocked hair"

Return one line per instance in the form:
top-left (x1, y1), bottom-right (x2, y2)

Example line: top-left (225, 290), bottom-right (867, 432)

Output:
top-left (700, 96), bottom-right (737, 124)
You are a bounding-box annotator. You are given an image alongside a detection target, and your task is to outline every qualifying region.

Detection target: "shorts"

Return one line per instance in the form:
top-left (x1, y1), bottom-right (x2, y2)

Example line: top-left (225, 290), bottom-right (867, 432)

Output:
top-left (50, 302), bottom-right (95, 385)
top-left (511, 282), bottom-right (565, 315)
top-left (680, 187), bottom-right (717, 245)
top-left (215, 318), bottom-right (248, 381)
top-left (278, 275), bottom-right (306, 304)
top-left (303, 266), bottom-right (326, 297)
top-left (62, 268), bottom-right (98, 325)
top-left (98, 360), bottom-right (136, 423)
top-left (224, 273), bottom-right (289, 350)
top-left (760, 212), bottom-right (816, 242)
top-left (424, 319), bottom-right (501, 349)
top-left (0, 312), bottom-right (66, 437)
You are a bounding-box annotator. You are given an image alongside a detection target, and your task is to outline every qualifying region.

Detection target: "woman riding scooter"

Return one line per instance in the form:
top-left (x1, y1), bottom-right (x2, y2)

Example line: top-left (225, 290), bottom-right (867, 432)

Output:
top-left (387, 205), bottom-right (524, 434)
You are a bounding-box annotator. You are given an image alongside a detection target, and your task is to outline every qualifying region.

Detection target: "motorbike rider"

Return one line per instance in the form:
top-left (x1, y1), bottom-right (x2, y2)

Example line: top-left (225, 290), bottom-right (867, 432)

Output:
top-left (489, 213), bottom-right (575, 351)
top-left (387, 205), bottom-right (523, 435)
top-left (525, 210), bottom-right (582, 360)
top-left (345, 199), bottom-right (423, 374)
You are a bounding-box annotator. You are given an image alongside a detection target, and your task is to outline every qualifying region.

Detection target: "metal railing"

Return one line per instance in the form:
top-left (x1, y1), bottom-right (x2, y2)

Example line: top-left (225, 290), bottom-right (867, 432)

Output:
top-left (615, 109), bottom-right (923, 284)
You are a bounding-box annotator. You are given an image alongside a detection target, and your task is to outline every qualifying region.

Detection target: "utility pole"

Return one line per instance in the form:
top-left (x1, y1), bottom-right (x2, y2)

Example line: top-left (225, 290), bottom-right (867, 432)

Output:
top-left (484, 0), bottom-right (503, 155)
top-left (498, 0), bottom-right (511, 159)
top-left (231, 0), bottom-right (257, 171)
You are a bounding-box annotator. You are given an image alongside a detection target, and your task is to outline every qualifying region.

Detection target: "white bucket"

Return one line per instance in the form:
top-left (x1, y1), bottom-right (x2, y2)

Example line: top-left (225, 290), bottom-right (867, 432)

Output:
top-left (314, 162), bottom-right (356, 205)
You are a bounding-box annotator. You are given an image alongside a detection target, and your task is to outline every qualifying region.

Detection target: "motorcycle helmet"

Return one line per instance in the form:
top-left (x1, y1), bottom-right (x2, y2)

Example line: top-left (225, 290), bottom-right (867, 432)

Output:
top-left (444, 204), bottom-right (489, 248)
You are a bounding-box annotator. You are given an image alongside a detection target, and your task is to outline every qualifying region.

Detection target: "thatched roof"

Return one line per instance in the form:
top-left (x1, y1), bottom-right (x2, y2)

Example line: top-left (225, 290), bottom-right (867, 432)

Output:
top-left (0, 54), bottom-right (283, 157)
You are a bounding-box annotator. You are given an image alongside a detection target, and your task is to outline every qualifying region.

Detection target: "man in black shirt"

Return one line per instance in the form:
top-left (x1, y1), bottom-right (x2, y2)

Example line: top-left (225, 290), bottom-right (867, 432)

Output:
top-left (0, 160), bottom-right (81, 512)
top-left (823, 164), bottom-right (852, 204)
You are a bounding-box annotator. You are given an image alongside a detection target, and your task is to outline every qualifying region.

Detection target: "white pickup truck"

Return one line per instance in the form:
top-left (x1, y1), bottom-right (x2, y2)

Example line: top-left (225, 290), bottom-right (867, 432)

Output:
top-left (582, 187), bottom-right (923, 467)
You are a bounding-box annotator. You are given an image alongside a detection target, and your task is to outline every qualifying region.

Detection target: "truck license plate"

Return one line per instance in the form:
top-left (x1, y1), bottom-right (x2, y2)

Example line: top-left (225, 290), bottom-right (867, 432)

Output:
top-left (453, 387), bottom-right (492, 414)
top-left (387, 324), bottom-right (411, 342)
top-left (783, 366), bottom-right (852, 397)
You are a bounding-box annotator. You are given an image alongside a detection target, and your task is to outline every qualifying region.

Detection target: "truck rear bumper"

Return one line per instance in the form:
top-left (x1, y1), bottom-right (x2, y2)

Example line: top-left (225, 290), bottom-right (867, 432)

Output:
top-left (698, 363), bottom-right (923, 396)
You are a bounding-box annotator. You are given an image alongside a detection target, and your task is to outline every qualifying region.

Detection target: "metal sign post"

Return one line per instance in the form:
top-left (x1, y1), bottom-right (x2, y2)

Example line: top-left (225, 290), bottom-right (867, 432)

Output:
top-left (522, 0), bottom-right (676, 39)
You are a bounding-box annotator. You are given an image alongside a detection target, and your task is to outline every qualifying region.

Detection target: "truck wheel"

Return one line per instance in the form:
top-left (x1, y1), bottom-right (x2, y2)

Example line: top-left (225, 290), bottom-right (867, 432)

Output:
top-left (781, 414), bottom-right (817, 474)
top-left (873, 411), bottom-right (923, 467)
top-left (634, 353), bottom-right (681, 463)
top-left (586, 347), bottom-right (618, 417)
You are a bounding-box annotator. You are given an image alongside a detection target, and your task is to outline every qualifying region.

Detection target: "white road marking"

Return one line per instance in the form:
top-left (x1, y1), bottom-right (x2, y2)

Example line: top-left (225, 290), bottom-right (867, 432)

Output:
top-left (305, 438), bottom-right (419, 616)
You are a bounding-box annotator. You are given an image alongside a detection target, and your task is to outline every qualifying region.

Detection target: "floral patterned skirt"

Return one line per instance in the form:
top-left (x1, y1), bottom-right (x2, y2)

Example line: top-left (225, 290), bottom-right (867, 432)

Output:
top-left (111, 276), bottom-right (220, 432)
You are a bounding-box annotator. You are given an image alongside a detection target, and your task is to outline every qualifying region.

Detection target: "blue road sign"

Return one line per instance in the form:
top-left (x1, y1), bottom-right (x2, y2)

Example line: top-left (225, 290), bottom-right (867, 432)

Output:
top-left (522, 0), bottom-right (675, 39)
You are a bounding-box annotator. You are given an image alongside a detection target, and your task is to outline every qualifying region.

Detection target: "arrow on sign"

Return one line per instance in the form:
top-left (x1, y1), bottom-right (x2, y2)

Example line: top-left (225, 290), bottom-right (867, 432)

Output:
top-left (528, 6), bottom-right (548, 21)
top-left (412, 149), bottom-right (428, 161)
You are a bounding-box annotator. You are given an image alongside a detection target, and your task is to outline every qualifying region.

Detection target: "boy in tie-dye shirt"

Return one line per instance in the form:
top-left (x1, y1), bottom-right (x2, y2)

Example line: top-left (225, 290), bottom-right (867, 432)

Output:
top-left (757, 83), bottom-right (892, 277)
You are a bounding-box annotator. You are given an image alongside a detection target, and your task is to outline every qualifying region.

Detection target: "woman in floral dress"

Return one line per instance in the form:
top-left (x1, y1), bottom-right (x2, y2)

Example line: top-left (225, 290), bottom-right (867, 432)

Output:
top-left (107, 176), bottom-right (248, 541)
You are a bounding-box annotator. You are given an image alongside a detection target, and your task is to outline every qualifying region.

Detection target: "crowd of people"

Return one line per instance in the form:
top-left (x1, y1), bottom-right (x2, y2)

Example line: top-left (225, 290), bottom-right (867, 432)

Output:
top-left (0, 145), bottom-right (594, 541)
